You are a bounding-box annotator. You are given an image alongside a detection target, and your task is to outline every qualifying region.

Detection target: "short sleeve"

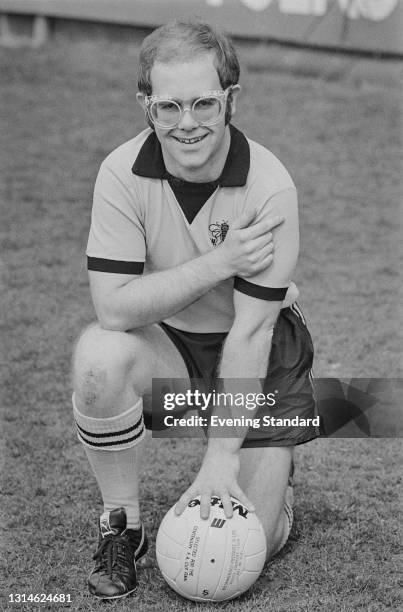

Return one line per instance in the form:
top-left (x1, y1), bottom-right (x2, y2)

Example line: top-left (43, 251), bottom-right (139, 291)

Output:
top-left (86, 162), bottom-right (146, 274)
top-left (234, 187), bottom-right (299, 299)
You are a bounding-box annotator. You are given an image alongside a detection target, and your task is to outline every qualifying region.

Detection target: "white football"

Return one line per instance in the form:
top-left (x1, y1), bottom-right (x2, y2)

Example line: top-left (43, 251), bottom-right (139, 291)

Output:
top-left (156, 496), bottom-right (267, 602)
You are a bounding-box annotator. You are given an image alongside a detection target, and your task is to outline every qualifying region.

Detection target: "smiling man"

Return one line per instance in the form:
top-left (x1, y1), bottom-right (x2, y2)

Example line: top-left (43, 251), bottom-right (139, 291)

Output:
top-left (72, 20), bottom-right (317, 600)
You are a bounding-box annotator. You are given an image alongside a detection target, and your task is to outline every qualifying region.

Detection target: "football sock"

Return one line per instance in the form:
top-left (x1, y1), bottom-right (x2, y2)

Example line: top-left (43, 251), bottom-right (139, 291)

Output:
top-left (271, 484), bottom-right (294, 557)
top-left (73, 395), bottom-right (145, 530)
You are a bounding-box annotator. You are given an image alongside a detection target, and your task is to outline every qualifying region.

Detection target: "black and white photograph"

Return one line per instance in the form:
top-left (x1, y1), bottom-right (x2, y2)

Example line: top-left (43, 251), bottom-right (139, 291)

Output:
top-left (1, 1), bottom-right (402, 610)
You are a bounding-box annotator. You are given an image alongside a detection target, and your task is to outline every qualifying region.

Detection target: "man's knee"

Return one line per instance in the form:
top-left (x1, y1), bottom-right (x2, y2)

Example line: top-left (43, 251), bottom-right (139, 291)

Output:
top-left (72, 323), bottom-right (144, 416)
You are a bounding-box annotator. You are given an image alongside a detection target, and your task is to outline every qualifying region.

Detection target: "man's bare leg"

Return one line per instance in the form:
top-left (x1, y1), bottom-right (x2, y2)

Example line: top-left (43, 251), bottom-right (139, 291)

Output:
top-left (239, 446), bottom-right (294, 560)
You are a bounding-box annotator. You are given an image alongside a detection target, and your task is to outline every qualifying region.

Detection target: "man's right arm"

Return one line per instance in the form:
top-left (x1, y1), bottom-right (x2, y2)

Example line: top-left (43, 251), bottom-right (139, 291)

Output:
top-left (89, 209), bottom-right (283, 331)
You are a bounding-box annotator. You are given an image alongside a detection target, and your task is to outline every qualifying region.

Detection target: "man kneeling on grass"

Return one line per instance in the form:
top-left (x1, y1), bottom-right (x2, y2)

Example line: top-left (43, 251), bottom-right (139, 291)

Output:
top-left (72, 19), bottom-right (317, 600)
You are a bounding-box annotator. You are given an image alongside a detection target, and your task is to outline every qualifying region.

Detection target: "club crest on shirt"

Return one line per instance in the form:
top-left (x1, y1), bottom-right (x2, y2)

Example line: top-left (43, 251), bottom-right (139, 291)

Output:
top-left (209, 220), bottom-right (229, 246)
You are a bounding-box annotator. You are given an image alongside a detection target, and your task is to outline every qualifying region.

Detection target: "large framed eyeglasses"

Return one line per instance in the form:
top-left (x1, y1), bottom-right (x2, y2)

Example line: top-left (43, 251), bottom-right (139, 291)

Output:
top-left (144, 87), bottom-right (232, 129)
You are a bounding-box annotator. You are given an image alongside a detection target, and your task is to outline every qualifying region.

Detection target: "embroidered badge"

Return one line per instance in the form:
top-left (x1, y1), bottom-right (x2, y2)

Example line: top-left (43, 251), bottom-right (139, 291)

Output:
top-left (209, 220), bottom-right (229, 246)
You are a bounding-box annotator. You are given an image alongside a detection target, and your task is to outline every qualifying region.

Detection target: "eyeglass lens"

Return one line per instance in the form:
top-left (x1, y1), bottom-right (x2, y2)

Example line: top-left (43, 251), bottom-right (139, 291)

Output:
top-left (150, 96), bottom-right (223, 127)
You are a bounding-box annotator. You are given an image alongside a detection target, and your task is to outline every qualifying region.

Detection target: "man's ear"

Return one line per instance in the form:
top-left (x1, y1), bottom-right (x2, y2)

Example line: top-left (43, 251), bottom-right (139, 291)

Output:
top-left (229, 84), bottom-right (241, 116)
top-left (136, 92), bottom-right (146, 111)
top-left (137, 92), bottom-right (154, 130)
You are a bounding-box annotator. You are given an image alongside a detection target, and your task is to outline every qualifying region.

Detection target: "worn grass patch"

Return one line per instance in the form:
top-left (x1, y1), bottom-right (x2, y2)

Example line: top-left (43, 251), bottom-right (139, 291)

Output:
top-left (0, 38), bottom-right (401, 611)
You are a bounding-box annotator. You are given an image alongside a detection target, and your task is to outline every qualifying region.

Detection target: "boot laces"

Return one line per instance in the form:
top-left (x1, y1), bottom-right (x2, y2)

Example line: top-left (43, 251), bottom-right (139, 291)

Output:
top-left (93, 533), bottom-right (135, 578)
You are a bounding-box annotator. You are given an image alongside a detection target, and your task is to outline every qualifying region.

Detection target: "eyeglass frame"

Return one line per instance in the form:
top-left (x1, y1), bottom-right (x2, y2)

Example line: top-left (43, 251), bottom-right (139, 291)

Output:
top-left (142, 86), bottom-right (234, 129)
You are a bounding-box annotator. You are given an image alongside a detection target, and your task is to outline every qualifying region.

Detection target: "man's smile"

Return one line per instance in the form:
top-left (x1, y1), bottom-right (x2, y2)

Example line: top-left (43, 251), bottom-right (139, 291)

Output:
top-left (173, 134), bottom-right (208, 145)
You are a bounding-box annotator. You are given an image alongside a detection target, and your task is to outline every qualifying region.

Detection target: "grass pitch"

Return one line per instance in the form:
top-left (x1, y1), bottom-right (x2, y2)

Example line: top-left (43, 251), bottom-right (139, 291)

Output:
top-left (0, 36), bottom-right (402, 612)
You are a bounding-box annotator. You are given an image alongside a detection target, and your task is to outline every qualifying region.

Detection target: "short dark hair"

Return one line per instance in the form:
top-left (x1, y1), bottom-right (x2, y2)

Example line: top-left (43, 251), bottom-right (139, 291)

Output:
top-left (137, 20), bottom-right (240, 96)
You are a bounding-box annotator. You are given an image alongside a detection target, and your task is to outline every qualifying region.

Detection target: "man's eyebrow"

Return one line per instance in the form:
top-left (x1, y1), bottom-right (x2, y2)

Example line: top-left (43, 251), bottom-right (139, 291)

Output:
top-left (158, 95), bottom-right (200, 104)
top-left (151, 91), bottom-right (219, 103)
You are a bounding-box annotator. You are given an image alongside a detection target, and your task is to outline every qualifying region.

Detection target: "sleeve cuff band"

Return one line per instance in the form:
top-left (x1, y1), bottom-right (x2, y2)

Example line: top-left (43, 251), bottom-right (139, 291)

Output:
top-left (87, 257), bottom-right (144, 274)
top-left (234, 277), bottom-right (288, 301)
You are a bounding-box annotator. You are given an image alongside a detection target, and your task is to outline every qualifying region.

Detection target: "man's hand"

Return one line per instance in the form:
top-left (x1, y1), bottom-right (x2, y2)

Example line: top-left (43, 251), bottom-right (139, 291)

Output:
top-left (215, 209), bottom-right (284, 278)
top-left (174, 451), bottom-right (255, 520)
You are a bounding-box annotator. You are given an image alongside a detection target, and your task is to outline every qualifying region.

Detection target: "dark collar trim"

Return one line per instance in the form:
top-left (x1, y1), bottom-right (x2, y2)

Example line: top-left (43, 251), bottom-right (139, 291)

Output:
top-left (220, 124), bottom-right (250, 187)
top-left (131, 124), bottom-right (250, 187)
top-left (132, 131), bottom-right (167, 180)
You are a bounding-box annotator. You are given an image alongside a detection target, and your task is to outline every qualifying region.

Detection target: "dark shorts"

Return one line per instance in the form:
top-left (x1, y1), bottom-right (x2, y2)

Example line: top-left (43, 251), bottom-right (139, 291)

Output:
top-left (149, 304), bottom-right (318, 448)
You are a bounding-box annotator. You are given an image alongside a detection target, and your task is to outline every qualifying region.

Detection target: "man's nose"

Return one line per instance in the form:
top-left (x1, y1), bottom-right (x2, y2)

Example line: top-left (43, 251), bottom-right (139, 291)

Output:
top-left (177, 107), bottom-right (199, 131)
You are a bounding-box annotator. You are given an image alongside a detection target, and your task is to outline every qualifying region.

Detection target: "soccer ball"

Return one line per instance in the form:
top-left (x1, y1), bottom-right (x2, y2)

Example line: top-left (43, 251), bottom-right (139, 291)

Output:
top-left (156, 495), bottom-right (267, 602)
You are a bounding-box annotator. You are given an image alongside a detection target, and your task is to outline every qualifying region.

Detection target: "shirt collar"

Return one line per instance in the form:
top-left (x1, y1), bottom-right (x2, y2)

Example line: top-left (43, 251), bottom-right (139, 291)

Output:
top-left (132, 124), bottom-right (250, 187)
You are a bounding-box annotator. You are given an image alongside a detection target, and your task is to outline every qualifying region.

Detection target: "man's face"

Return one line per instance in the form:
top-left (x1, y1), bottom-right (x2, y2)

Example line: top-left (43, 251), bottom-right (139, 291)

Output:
top-left (144, 54), bottom-right (238, 182)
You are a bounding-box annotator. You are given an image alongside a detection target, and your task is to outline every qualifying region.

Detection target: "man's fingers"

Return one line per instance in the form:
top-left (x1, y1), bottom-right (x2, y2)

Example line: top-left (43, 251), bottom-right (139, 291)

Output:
top-left (242, 215), bottom-right (284, 240)
top-left (258, 253), bottom-right (274, 271)
top-left (243, 223), bottom-right (273, 241)
top-left (266, 214), bottom-right (285, 231)
top-left (231, 207), bottom-right (257, 230)
top-left (200, 492), bottom-right (212, 520)
top-left (219, 492), bottom-right (234, 519)
top-left (175, 491), bottom-right (212, 518)
top-left (247, 235), bottom-right (274, 254)
top-left (174, 492), bottom-right (193, 516)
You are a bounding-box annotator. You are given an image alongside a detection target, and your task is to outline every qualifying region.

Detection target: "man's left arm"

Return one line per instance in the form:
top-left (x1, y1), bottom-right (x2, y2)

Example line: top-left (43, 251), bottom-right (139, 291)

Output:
top-left (175, 188), bottom-right (299, 519)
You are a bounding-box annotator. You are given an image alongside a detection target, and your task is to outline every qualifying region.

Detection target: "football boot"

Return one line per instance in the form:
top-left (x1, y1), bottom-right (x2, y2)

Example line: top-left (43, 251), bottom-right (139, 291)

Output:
top-left (88, 507), bottom-right (148, 599)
